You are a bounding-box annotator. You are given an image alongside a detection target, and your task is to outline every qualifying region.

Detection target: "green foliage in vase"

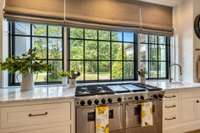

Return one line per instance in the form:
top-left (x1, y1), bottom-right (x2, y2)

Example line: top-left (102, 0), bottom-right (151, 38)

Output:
top-left (0, 48), bottom-right (50, 75)
top-left (58, 71), bottom-right (70, 78)
top-left (137, 68), bottom-right (146, 78)
top-left (58, 70), bottom-right (80, 79)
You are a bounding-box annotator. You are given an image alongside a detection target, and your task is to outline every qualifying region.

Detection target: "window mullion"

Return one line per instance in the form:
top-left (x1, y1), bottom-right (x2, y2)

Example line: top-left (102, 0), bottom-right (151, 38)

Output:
top-left (148, 35), bottom-right (150, 79)
top-left (134, 33), bottom-right (138, 80)
top-left (157, 35), bottom-right (159, 79)
top-left (83, 29), bottom-right (86, 82)
top-left (110, 31), bottom-right (112, 81)
top-left (46, 25), bottom-right (49, 84)
top-left (97, 30), bottom-right (99, 82)
top-left (122, 32), bottom-right (124, 81)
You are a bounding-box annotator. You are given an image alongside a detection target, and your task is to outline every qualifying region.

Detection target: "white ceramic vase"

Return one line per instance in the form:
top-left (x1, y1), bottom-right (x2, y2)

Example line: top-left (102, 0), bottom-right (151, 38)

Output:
top-left (68, 79), bottom-right (76, 88)
top-left (139, 76), bottom-right (146, 84)
top-left (21, 73), bottom-right (34, 91)
top-left (62, 77), bottom-right (68, 86)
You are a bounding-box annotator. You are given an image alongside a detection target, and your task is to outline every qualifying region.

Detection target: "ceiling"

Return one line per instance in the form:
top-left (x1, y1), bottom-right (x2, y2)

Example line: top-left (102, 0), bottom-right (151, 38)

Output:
top-left (138, 0), bottom-right (182, 7)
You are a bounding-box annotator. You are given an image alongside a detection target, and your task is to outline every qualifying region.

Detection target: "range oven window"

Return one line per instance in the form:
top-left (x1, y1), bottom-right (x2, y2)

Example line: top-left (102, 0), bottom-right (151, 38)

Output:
top-left (68, 27), bottom-right (138, 82)
top-left (8, 21), bottom-right (64, 85)
top-left (139, 34), bottom-right (170, 79)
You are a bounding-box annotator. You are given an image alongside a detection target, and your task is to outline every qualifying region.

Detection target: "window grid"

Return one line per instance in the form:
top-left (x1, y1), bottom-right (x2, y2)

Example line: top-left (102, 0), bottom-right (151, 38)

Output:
top-left (8, 21), bottom-right (170, 85)
top-left (8, 21), bottom-right (64, 85)
top-left (68, 28), bottom-right (138, 83)
top-left (139, 34), bottom-right (170, 79)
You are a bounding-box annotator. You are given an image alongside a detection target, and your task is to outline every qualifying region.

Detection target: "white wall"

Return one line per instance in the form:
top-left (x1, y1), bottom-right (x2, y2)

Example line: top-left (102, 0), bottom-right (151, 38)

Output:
top-left (0, 0), bottom-right (8, 88)
top-left (173, 0), bottom-right (200, 82)
top-left (193, 0), bottom-right (200, 82)
top-left (0, 0), bottom-right (4, 87)
top-left (173, 0), bottom-right (194, 82)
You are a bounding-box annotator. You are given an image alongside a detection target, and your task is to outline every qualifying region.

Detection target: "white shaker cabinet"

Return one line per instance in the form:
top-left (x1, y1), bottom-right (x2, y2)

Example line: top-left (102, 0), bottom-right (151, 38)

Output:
top-left (163, 88), bottom-right (200, 133)
top-left (163, 91), bottom-right (180, 133)
top-left (0, 99), bottom-right (75, 133)
top-left (181, 97), bottom-right (197, 122)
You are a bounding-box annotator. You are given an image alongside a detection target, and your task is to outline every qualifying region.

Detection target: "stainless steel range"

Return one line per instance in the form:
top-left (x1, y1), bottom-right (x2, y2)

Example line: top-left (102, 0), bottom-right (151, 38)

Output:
top-left (75, 83), bottom-right (164, 133)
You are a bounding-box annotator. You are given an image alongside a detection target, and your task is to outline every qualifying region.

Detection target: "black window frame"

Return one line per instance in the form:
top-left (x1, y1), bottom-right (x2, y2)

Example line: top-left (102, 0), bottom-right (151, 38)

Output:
top-left (68, 27), bottom-right (139, 83)
top-left (7, 21), bottom-right (171, 85)
top-left (8, 21), bottom-right (64, 86)
top-left (139, 34), bottom-right (170, 79)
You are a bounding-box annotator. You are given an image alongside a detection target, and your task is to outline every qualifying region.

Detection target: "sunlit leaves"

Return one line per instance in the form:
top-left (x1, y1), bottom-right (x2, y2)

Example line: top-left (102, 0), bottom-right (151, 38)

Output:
top-left (32, 24), bottom-right (47, 36)
top-left (69, 28), bottom-right (136, 81)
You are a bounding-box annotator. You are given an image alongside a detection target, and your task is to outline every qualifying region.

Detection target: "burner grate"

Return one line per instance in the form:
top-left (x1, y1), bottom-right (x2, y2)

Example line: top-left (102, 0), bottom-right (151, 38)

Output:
top-left (75, 85), bottom-right (114, 96)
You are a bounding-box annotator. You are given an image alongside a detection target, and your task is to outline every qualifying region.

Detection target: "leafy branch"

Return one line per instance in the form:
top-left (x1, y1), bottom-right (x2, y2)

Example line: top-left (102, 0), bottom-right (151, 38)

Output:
top-left (0, 48), bottom-right (50, 75)
top-left (59, 70), bottom-right (80, 79)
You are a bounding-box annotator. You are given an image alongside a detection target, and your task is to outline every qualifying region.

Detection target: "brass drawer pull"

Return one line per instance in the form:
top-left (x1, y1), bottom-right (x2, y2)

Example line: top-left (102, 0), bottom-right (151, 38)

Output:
top-left (29, 112), bottom-right (48, 117)
top-left (164, 95), bottom-right (176, 98)
top-left (165, 117), bottom-right (176, 121)
top-left (165, 105), bottom-right (176, 108)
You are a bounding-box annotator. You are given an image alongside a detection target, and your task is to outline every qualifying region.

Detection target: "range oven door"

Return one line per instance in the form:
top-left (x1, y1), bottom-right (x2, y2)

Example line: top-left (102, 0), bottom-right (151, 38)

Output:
top-left (76, 103), bottom-right (124, 133)
top-left (125, 102), bottom-right (141, 129)
top-left (125, 100), bottom-right (162, 133)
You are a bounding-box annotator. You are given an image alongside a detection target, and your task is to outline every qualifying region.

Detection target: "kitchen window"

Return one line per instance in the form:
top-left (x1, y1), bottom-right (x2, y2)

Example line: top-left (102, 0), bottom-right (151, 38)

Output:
top-left (8, 21), bottom-right (64, 85)
top-left (8, 21), bottom-right (170, 85)
top-left (139, 34), bottom-right (170, 79)
top-left (68, 27), bottom-right (138, 82)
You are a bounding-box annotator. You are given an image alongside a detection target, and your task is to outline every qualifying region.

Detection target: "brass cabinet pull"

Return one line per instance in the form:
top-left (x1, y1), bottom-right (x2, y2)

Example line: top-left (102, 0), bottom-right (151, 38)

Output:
top-left (165, 117), bottom-right (176, 121)
top-left (29, 112), bottom-right (48, 117)
top-left (165, 105), bottom-right (176, 108)
top-left (164, 95), bottom-right (176, 98)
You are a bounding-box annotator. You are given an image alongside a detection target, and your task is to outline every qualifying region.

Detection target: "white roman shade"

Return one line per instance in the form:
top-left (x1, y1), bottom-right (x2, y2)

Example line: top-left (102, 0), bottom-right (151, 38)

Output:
top-left (4, 0), bottom-right (173, 34)
top-left (65, 0), bottom-right (173, 35)
top-left (4, 0), bottom-right (65, 24)
top-left (66, 0), bottom-right (141, 27)
top-left (141, 2), bottom-right (173, 32)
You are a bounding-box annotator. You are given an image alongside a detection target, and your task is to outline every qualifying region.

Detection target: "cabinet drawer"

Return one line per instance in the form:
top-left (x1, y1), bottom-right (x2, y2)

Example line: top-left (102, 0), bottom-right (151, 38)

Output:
top-left (163, 93), bottom-right (178, 101)
top-left (13, 124), bottom-right (70, 133)
top-left (0, 102), bottom-right (71, 128)
top-left (163, 114), bottom-right (177, 127)
top-left (163, 101), bottom-right (177, 111)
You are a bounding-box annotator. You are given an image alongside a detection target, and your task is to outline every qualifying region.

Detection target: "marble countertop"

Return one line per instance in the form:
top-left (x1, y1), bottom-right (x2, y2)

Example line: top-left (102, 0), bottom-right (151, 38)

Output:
top-left (1, 80), bottom-right (200, 103)
top-left (146, 80), bottom-right (200, 91)
top-left (0, 85), bottom-right (75, 103)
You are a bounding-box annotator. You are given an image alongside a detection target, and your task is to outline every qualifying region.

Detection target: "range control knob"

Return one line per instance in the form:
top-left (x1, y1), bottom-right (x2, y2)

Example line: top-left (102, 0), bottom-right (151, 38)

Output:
top-left (87, 100), bottom-right (92, 105)
top-left (158, 94), bottom-right (163, 98)
top-left (117, 98), bottom-right (122, 102)
top-left (101, 99), bottom-right (106, 104)
top-left (153, 94), bottom-right (158, 99)
top-left (94, 99), bottom-right (99, 105)
top-left (140, 96), bottom-right (144, 100)
top-left (135, 96), bottom-right (139, 101)
top-left (80, 100), bottom-right (85, 106)
top-left (108, 98), bottom-right (112, 104)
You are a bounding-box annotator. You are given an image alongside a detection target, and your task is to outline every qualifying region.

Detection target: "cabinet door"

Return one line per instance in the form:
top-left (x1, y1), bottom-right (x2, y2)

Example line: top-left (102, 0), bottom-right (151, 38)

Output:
top-left (181, 98), bottom-right (197, 122)
top-left (196, 98), bottom-right (200, 119)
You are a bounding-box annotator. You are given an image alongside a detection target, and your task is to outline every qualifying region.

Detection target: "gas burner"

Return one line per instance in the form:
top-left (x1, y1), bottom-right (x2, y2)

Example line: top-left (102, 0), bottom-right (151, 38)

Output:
top-left (75, 85), bottom-right (114, 96)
